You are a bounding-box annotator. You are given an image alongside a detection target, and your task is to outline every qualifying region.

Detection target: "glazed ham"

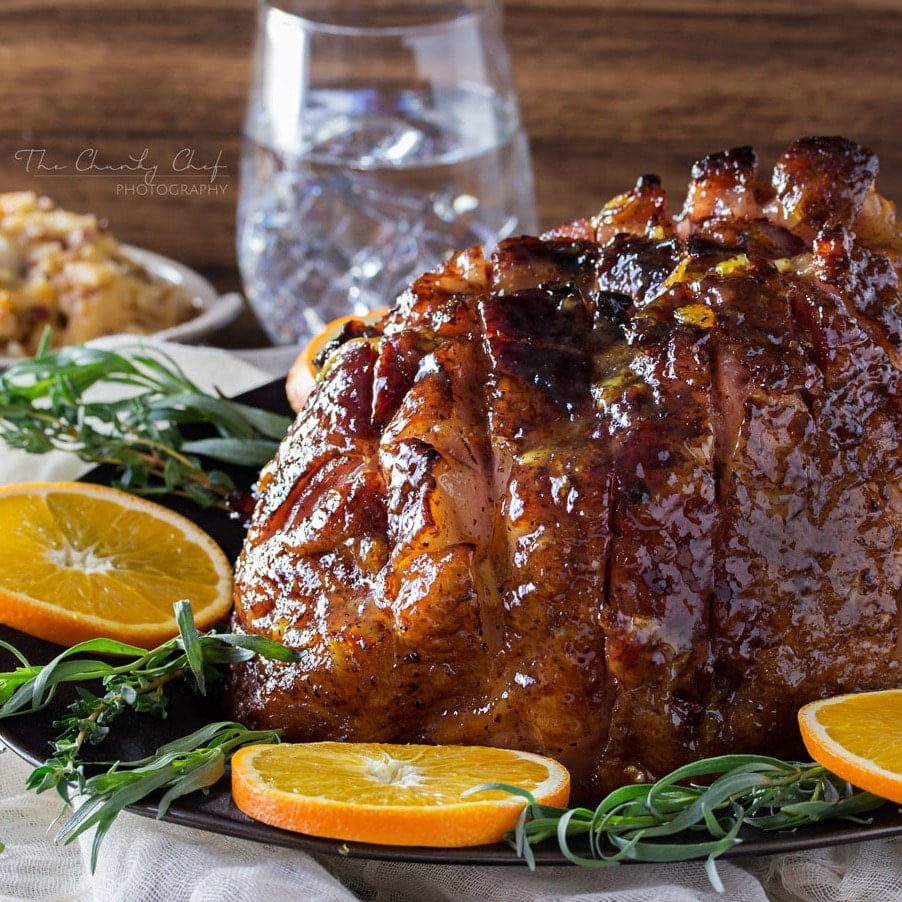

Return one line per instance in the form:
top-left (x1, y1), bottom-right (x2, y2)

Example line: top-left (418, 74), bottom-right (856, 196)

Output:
top-left (225, 137), bottom-right (901, 802)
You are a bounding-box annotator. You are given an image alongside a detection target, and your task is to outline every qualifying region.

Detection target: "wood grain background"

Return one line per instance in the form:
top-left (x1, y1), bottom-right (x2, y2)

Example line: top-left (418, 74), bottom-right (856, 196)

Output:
top-left (1, 0), bottom-right (900, 343)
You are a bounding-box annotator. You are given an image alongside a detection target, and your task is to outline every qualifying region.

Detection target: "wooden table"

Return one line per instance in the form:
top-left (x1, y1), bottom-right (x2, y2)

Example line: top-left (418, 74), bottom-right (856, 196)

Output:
top-left (1, 0), bottom-right (900, 347)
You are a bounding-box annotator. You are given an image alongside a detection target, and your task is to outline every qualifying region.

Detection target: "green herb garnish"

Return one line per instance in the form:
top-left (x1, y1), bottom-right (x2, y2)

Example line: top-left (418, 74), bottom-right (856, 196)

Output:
top-left (0, 599), bottom-right (889, 882)
top-left (483, 756), bottom-right (886, 890)
top-left (0, 335), bottom-right (291, 508)
top-left (0, 601), bottom-right (297, 869)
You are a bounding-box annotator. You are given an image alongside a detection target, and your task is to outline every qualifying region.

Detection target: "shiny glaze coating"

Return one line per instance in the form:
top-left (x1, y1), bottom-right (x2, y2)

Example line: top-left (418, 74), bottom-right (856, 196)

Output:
top-left (226, 138), bottom-right (901, 802)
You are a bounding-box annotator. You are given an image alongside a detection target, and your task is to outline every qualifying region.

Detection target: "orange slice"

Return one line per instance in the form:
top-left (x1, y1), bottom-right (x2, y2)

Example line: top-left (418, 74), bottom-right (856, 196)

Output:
top-left (231, 741), bottom-right (571, 847)
top-left (286, 307), bottom-right (388, 412)
top-left (302, 307), bottom-right (389, 376)
top-left (0, 481), bottom-right (232, 648)
top-left (798, 688), bottom-right (902, 803)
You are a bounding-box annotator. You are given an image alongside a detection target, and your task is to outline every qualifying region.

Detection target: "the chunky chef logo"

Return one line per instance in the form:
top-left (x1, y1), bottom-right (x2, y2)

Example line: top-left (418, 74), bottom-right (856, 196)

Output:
top-left (12, 146), bottom-right (229, 198)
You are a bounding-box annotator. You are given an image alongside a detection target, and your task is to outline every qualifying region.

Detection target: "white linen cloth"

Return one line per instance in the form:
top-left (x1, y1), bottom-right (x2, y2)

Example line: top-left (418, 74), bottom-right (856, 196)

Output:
top-left (0, 339), bottom-right (899, 902)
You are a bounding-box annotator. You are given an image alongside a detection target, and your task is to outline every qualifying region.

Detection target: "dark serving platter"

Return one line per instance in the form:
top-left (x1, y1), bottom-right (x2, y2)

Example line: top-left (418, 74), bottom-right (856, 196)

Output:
top-left (1, 378), bottom-right (900, 867)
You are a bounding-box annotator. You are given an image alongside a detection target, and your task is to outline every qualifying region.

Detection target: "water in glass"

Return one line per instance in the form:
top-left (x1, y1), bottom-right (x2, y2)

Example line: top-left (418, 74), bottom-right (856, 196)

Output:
top-left (237, 3), bottom-right (536, 346)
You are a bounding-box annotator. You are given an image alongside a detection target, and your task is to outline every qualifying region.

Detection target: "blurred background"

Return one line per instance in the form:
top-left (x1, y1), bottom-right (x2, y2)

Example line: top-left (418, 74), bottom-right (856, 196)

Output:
top-left (1, 0), bottom-right (900, 340)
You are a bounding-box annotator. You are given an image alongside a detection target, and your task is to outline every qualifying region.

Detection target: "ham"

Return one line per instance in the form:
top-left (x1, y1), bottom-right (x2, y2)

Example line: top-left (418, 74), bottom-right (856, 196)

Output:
top-left (225, 137), bottom-right (901, 802)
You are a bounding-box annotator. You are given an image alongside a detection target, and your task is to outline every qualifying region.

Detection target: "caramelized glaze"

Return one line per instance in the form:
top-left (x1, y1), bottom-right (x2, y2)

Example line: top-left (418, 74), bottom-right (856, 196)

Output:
top-left (227, 138), bottom-right (901, 801)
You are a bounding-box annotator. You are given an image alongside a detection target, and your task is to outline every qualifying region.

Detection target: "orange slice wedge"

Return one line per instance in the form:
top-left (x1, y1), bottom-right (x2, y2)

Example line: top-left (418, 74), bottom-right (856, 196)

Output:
top-left (303, 307), bottom-right (389, 376)
top-left (286, 307), bottom-right (389, 412)
top-left (231, 741), bottom-right (571, 847)
top-left (0, 481), bottom-right (232, 648)
top-left (798, 688), bottom-right (902, 803)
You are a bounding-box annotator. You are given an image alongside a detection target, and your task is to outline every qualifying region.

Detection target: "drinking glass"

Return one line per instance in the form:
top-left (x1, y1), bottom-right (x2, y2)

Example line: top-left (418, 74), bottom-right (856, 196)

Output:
top-left (237, 0), bottom-right (537, 345)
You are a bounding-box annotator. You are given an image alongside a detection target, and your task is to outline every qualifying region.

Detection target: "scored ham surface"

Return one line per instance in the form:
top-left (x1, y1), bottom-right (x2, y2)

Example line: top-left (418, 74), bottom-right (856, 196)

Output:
top-left (225, 137), bottom-right (901, 802)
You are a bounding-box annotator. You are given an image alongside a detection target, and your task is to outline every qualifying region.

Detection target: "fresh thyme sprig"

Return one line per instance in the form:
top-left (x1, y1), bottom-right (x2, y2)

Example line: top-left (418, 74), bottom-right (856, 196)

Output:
top-left (0, 335), bottom-right (291, 508)
top-left (484, 755), bottom-right (886, 891)
top-left (0, 601), bottom-right (297, 868)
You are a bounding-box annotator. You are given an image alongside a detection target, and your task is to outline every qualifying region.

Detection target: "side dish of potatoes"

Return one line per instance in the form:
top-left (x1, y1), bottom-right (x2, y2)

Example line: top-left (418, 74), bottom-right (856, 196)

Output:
top-left (0, 192), bottom-right (200, 355)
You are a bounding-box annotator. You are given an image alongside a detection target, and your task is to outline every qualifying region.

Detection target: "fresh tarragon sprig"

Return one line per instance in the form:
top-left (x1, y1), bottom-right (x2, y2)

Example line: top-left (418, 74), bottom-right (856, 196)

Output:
top-left (0, 601), bottom-right (298, 869)
top-left (483, 755), bottom-right (886, 891)
top-left (0, 600), bottom-right (888, 884)
top-left (0, 335), bottom-right (292, 509)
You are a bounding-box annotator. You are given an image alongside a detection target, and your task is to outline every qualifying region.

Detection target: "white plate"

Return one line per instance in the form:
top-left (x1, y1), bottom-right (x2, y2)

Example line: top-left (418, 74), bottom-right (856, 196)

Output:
top-left (0, 246), bottom-right (243, 366)
top-left (124, 245), bottom-right (243, 344)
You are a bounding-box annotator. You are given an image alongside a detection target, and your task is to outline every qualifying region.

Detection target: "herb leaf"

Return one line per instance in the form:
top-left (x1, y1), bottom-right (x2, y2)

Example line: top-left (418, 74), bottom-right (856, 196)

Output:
top-left (0, 339), bottom-right (292, 508)
top-left (481, 754), bottom-right (887, 891)
top-left (57, 721), bottom-right (279, 872)
top-left (0, 601), bottom-right (298, 868)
